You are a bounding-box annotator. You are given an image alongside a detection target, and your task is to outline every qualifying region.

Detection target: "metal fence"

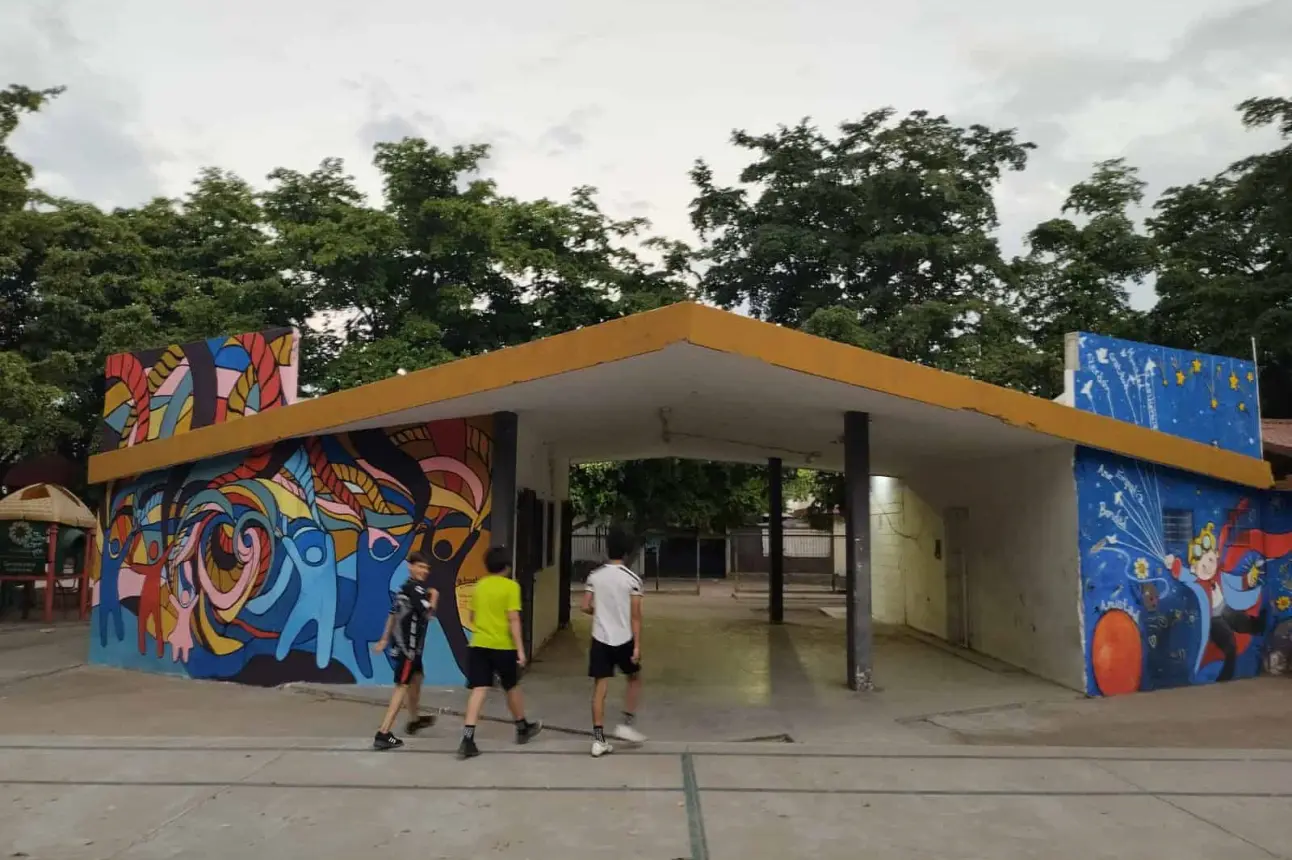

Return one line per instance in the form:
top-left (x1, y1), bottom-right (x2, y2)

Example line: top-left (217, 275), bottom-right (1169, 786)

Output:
top-left (729, 528), bottom-right (841, 594)
top-left (571, 530), bottom-right (724, 594)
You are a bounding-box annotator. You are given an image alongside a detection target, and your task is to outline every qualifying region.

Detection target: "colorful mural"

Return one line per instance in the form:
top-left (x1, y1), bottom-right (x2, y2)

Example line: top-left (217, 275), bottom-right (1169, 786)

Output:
top-left (89, 417), bottom-right (493, 686)
top-left (1079, 447), bottom-right (1292, 693)
top-left (1070, 332), bottom-right (1260, 458)
top-left (100, 327), bottom-right (301, 451)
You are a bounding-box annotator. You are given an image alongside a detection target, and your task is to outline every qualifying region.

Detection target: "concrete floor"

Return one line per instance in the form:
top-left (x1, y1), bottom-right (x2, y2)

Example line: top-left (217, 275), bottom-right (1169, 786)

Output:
top-left (6, 597), bottom-right (1292, 857)
top-left (4, 735), bottom-right (1292, 859)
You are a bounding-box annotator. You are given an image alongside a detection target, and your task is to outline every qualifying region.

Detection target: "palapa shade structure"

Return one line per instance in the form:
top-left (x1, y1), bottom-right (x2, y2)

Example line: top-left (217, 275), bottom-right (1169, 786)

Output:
top-left (0, 483), bottom-right (96, 529)
top-left (0, 484), bottom-right (95, 622)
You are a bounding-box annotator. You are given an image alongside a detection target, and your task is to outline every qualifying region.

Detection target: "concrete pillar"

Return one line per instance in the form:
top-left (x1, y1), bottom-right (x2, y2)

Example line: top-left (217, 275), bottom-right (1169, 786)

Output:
top-left (844, 411), bottom-right (873, 691)
top-left (558, 500), bottom-right (573, 629)
top-left (491, 411), bottom-right (518, 557)
top-left (768, 457), bottom-right (784, 624)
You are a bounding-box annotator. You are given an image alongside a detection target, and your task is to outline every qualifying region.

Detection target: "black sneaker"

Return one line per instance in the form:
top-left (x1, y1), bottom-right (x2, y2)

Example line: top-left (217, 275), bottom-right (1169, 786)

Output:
top-left (405, 715), bottom-right (435, 735)
top-left (515, 719), bottom-right (543, 745)
top-left (457, 737), bottom-right (480, 759)
top-left (373, 731), bottom-right (404, 751)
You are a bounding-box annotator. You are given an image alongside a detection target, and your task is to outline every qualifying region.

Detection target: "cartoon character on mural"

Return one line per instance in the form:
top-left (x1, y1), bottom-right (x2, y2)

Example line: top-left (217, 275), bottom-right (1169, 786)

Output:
top-left (1071, 333), bottom-right (1289, 694)
top-left (90, 418), bottom-right (493, 687)
top-left (1163, 502), bottom-right (1292, 681)
top-left (1081, 450), bottom-right (1292, 694)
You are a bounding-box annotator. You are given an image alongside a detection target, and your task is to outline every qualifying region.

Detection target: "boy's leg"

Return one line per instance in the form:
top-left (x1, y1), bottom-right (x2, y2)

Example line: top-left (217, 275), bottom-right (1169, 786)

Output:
top-left (497, 651), bottom-right (541, 743)
top-left (457, 648), bottom-right (489, 758)
top-left (588, 639), bottom-right (615, 754)
top-left (404, 666), bottom-right (435, 734)
top-left (613, 641), bottom-right (647, 744)
top-left (379, 685), bottom-right (407, 734)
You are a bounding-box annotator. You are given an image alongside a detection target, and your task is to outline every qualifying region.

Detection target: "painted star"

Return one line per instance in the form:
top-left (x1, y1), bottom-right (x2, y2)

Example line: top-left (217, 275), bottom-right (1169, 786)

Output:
top-left (1191, 359), bottom-right (1203, 373)
top-left (1229, 372), bottom-right (1240, 390)
top-left (1175, 370), bottom-right (1186, 385)
top-left (1239, 402), bottom-right (1247, 412)
top-left (1247, 371), bottom-right (1255, 382)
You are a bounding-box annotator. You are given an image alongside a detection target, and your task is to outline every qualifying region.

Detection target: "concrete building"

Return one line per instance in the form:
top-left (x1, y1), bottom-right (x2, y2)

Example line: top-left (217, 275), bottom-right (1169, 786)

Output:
top-left (84, 303), bottom-right (1290, 696)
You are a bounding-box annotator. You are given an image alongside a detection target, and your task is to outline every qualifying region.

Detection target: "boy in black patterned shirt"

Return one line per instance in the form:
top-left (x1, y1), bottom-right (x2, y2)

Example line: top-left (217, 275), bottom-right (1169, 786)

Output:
top-left (371, 551), bottom-right (438, 750)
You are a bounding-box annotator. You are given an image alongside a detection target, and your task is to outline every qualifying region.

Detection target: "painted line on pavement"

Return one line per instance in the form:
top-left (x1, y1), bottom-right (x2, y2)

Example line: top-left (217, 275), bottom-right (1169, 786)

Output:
top-left (4, 778), bottom-right (1292, 799)
top-left (0, 742), bottom-right (1284, 763)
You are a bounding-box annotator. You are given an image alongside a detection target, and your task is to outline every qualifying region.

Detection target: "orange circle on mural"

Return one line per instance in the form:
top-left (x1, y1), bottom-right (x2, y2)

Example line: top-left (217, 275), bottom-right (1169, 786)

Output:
top-left (1091, 609), bottom-right (1142, 695)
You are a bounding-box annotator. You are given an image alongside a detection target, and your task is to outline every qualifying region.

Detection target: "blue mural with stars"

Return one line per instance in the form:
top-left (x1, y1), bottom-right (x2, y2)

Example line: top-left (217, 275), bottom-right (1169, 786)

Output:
top-left (1077, 448), bottom-right (1292, 695)
top-left (1070, 333), bottom-right (1260, 458)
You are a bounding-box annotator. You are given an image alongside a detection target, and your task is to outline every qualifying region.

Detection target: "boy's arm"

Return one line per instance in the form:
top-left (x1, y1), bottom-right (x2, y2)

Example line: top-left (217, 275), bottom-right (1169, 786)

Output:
top-left (508, 610), bottom-right (527, 667)
top-left (630, 594), bottom-right (643, 660)
top-left (581, 589), bottom-right (595, 615)
top-left (427, 587), bottom-right (439, 613)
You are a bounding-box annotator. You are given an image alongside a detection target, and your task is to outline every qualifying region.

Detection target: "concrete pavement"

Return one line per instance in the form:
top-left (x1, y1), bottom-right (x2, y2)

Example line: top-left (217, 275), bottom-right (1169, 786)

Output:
top-left (4, 735), bottom-right (1292, 859)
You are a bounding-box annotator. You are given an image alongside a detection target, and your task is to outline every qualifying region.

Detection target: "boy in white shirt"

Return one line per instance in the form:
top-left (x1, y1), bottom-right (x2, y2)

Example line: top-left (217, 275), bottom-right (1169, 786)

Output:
top-left (580, 526), bottom-right (647, 757)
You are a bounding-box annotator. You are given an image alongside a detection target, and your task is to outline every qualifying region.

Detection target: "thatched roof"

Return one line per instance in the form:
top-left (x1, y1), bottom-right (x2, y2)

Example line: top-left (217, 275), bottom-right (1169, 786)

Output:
top-left (0, 483), bottom-right (95, 529)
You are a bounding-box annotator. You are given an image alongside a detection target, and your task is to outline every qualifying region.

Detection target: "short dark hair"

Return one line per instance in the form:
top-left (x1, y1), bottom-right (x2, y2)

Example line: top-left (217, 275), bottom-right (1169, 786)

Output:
top-left (407, 551), bottom-right (432, 567)
top-left (484, 546), bottom-right (512, 574)
top-left (605, 525), bottom-right (633, 561)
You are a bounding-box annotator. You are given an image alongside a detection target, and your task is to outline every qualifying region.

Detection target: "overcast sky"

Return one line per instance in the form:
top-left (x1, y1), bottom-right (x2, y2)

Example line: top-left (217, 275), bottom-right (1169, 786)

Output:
top-left (4, 0), bottom-right (1290, 309)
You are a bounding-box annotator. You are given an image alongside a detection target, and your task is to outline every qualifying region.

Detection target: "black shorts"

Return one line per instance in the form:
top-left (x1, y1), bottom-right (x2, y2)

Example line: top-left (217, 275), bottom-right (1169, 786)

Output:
top-left (589, 638), bottom-right (640, 679)
top-left (466, 647), bottom-right (519, 691)
top-left (394, 652), bottom-right (424, 685)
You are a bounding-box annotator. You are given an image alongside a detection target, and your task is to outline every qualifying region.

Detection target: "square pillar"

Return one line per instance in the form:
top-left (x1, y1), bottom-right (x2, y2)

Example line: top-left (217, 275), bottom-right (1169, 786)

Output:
top-left (844, 411), bottom-right (873, 691)
top-left (491, 411), bottom-right (518, 556)
top-left (768, 457), bottom-right (784, 624)
top-left (558, 500), bottom-right (574, 629)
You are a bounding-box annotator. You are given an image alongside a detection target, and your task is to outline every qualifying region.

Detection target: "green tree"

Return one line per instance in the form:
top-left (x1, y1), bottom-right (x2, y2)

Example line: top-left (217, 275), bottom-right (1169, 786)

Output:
top-left (1015, 159), bottom-right (1154, 394)
top-left (1148, 97), bottom-right (1292, 418)
top-left (690, 109), bottom-right (1035, 374)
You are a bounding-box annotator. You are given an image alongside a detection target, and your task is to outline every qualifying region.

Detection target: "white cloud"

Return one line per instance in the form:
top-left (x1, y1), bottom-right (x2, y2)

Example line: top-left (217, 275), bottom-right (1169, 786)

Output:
top-left (2, 0), bottom-right (1288, 312)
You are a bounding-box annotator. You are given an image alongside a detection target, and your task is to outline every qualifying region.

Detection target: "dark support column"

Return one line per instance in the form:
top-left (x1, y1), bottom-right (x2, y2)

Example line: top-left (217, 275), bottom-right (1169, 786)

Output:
top-left (844, 411), bottom-right (873, 691)
top-left (491, 411), bottom-right (518, 557)
top-left (558, 501), bottom-right (574, 629)
top-left (768, 457), bottom-right (784, 624)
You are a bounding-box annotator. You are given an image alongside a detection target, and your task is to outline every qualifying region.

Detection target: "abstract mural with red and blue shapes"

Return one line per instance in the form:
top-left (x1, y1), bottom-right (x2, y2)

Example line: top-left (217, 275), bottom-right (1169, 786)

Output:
top-left (101, 327), bottom-right (300, 451)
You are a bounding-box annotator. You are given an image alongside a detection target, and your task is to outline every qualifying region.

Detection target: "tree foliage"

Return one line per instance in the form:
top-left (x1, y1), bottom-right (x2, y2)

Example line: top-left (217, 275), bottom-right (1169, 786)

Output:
top-left (3, 82), bottom-right (1290, 524)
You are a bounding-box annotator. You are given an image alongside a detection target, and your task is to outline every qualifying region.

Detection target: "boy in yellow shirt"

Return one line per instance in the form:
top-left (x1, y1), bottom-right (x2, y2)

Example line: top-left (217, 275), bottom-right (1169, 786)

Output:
top-left (458, 546), bottom-right (542, 758)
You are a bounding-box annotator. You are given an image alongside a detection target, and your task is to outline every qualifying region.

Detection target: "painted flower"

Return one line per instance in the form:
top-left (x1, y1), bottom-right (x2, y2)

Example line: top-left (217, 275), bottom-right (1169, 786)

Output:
top-left (1277, 596), bottom-right (1291, 612)
top-left (1133, 558), bottom-right (1149, 580)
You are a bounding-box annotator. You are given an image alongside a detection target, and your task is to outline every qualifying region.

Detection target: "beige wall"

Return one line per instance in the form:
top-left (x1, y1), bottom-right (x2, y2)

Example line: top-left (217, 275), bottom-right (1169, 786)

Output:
top-left (831, 478), bottom-right (947, 635)
top-left (905, 445), bottom-right (1083, 690)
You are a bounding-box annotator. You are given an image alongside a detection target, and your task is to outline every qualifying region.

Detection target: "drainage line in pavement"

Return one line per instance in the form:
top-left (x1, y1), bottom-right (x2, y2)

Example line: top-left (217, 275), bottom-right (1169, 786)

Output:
top-left (681, 753), bottom-right (710, 860)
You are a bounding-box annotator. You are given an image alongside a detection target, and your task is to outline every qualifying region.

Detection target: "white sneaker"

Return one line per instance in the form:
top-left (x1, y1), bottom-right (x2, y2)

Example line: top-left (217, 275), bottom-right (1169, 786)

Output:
top-left (613, 724), bottom-right (647, 744)
top-left (591, 739), bottom-right (614, 757)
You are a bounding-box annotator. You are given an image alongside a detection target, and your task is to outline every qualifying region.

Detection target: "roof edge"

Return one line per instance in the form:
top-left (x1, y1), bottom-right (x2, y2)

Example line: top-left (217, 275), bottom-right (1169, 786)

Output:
top-left (87, 302), bottom-right (699, 484)
top-left (683, 305), bottom-right (1273, 489)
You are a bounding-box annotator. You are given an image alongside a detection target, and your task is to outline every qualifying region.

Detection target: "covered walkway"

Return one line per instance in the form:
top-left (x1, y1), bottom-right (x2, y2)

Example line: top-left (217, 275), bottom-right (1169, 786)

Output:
top-left (86, 303), bottom-right (1272, 693)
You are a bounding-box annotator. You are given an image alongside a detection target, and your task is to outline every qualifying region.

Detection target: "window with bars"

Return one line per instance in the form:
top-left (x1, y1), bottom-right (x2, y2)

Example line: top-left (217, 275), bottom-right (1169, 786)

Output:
top-left (1163, 509), bottom-right (1194, 558)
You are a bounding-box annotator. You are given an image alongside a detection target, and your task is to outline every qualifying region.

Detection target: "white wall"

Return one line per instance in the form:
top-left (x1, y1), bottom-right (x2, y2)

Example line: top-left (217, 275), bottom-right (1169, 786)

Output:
top-left (905, 445), bottom-right (1083, 690)
top-left (830, 479), bottom-right (947, 634)
top-left (516, 419), bottom-right (566, 652)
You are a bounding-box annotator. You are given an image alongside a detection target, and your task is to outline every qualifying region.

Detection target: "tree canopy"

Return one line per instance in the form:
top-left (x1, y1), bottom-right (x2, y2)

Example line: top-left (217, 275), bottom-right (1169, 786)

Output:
top-left (3, 83), bottom-right (1289, 526)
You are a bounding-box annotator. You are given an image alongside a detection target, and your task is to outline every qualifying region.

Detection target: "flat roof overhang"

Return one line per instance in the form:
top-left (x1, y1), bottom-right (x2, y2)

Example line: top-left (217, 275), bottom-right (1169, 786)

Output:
top-left (87, 303), bottom-right (1274, 488)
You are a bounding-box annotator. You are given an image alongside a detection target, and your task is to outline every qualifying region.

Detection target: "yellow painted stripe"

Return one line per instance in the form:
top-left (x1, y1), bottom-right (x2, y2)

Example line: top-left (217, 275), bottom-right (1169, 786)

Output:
top-left (87, 302), bottom-right (1273, 489)
top-left (682, 304), bottom-right (1272, 489)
